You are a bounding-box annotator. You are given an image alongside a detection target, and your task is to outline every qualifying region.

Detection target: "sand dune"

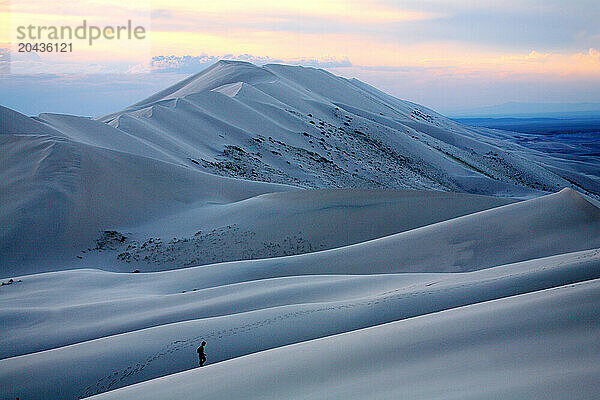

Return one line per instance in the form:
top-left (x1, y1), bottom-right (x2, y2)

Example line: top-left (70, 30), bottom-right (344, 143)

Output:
top-left (106, 188), bottom-right (598, 287)
top-left (86, 277), bottom-right (600, 400)
top-left (0, 133), bottom-right (292, 274)
top-left (2, 60), bottom-right (598, 274)
top-left (1, 249), bottom-right (598, 399)
top-left (98, 61), bottom-right (581, 196)
top-left (71, 189), bottom-right (512, 272)
top-left (1, 61), bottom-right (599, 400)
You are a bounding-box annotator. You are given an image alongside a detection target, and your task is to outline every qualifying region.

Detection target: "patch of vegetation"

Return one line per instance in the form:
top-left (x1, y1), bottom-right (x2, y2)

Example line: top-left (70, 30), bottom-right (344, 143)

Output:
top-left (95, 231), bottom-right (127, 251)
top-left (1, 278), bottom-right (22, 287)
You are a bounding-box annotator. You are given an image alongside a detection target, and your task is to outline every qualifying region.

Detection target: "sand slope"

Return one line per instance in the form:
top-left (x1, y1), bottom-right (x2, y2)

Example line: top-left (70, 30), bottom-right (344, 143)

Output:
top-left (2, 61), bottom-right (600, 400)
top-left (1, 248), bottom-right (598, 399)
top-left (2, 60), bottom-right (598, 273)
top-left (1, 186), bottom-right (599, 399)
top-left (86, 277), bottom-right (600, 400)
top-left (0, 133), bottom-right (292, 274)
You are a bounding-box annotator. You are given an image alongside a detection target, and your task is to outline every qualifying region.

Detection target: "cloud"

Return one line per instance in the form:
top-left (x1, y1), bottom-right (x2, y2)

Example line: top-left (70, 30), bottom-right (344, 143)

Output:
top-left (151, 9), bottom-right (173, 19)
top-left (0, 45), bottom-right (153, 75)
top-left (493, 47), bottom-right (600, 77)
top-left (0, 48), bottom-right (9, 74)
top-left (148, 0), bottom-right (437, 33)
top-left (149, 55), bottom-right (247, 74)
top-left (289, 57), bottom-right (352, 68)
top-left (376, 0), bottom-right (600, 51)
top-left (147, 54), bottom-right (352, 74)
top-left (145, 0), bottom-right (599, 56)
top-left (574, 48), bottom-right (600, 63)
top-left (5, 58), bottom-right (134, 74)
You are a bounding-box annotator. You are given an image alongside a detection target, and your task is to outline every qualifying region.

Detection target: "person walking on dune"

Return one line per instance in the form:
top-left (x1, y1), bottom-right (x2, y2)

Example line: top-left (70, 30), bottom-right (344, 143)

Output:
top-left (197, 341), bottom-right (207, 367)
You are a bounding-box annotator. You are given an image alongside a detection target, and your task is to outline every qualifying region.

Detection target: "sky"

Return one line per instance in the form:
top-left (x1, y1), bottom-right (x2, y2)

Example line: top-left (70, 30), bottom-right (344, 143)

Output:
top-left (1, 0), bottom-right (599, 116)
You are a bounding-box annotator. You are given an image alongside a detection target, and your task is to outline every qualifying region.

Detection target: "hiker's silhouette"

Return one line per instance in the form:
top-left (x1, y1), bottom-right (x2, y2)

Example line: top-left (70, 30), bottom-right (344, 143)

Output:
top-left (197, 341), bottom-right (207, 367)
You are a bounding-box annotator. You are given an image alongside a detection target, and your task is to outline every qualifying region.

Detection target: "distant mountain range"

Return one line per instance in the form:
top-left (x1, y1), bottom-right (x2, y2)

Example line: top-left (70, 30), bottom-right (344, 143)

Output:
top-left (451, 101), bottom-right (600, 118)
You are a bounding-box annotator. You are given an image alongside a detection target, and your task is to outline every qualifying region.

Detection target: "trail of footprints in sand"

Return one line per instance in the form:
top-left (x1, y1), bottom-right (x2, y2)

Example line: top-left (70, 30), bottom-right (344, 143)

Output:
top-left (83, 256), bottom-right (599, 398)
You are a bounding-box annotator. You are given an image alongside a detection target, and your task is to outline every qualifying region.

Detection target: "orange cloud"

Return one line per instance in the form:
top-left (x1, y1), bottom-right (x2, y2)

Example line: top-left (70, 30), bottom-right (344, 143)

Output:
top-left (4, 0), bottom-right (599, 82)
top-left (150, 0), bottom-right (437, 25)
top-left (495, 48), bottom-right (600, 77)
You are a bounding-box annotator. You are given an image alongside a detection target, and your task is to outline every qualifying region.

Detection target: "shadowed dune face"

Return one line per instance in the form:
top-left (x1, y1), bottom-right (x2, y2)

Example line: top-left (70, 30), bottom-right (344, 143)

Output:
top-left (0, 134), bottom-right (294, 274)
